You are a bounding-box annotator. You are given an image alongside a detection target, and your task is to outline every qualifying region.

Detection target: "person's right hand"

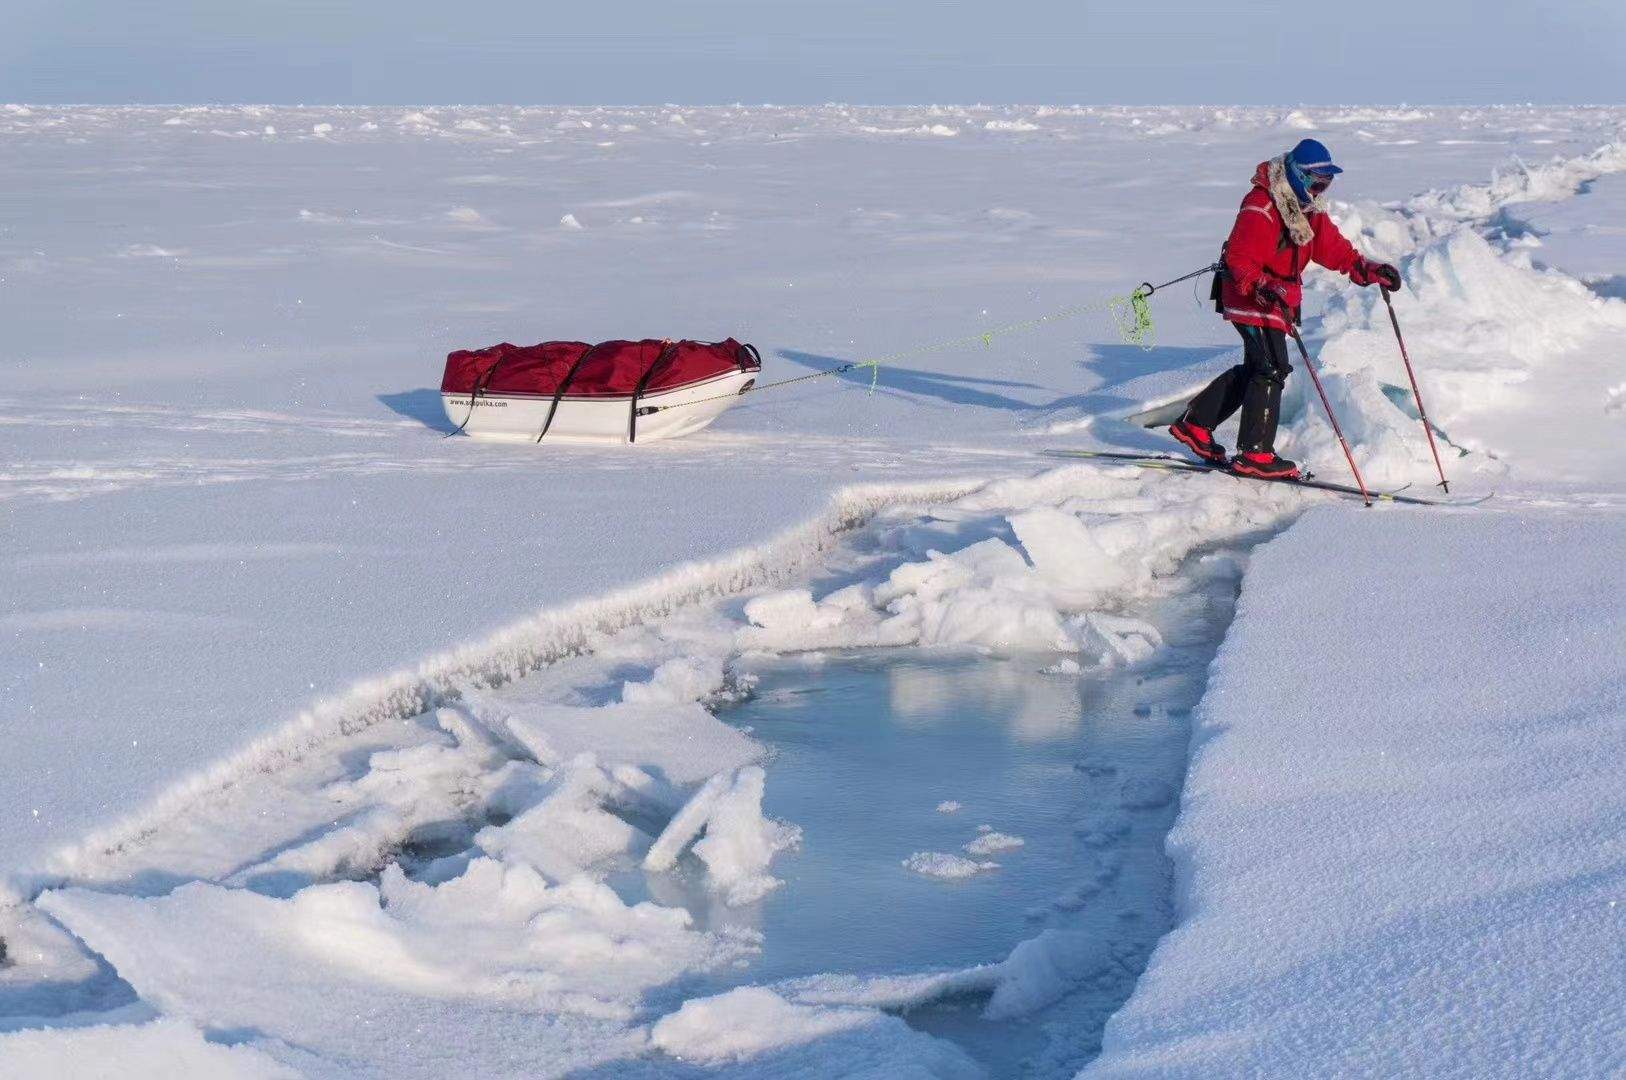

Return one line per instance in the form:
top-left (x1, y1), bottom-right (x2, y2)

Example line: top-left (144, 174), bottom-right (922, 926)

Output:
top-left (1254, 281), bottom-right (1289, 312)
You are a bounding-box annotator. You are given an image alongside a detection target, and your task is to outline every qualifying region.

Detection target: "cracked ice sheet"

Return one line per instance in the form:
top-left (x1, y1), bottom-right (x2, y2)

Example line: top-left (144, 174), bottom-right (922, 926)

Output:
top-left (1083, 508), bottom-right (1626, 1079)
top-left (37, 862), bottom-right (734, 1079)
top-left (27, 461), bottom-right (1281, 1076)
top-left (33, 880), bottom-right (979, 1079)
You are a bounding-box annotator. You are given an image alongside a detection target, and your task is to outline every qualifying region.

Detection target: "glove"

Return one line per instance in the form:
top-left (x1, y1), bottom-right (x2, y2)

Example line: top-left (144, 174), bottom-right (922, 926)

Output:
top-left (1254, 280), bottom-right (1290, 312)
top-left (1352, 259), bottom-right (1402, 291)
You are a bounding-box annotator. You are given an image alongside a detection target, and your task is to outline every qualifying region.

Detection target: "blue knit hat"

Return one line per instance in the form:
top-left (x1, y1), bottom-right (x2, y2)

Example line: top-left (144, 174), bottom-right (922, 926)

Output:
top-left (1286, 138), bottom-right (1342, 205)
top-left (1289, 138), bottom-right (1343, 176)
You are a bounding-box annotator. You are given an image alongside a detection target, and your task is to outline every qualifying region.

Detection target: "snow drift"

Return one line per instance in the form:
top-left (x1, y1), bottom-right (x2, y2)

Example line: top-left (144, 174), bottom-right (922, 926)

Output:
top-left (1269, 140), bottom-right (1626, 488)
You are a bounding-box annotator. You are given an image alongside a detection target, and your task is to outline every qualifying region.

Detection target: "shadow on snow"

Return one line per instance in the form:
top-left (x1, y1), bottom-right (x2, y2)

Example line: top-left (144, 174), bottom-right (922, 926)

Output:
top-left (777, 345), bottom-right (1230, 450)
top-left (378, 388), bottom-right (457, 434)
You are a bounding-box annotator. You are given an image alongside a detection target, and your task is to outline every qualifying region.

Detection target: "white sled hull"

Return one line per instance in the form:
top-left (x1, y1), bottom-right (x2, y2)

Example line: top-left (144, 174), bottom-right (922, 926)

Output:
top-left (443, 370), bottom-right (756, 444)
top-left (1126, 394), bottom-right (1198, 430)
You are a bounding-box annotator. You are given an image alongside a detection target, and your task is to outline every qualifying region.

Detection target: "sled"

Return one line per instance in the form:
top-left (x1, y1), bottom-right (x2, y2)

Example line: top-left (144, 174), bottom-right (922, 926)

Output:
top-left (441, 338), bottom-right (761, 444)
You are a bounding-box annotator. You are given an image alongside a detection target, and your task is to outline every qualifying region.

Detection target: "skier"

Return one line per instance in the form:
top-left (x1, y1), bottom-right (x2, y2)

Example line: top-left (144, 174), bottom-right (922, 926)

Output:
top-left (1169, 139), bottom-right (1400, 479)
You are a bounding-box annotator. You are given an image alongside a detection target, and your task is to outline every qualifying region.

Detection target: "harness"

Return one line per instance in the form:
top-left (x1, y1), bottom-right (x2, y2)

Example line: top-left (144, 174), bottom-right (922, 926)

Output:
top-left (1210, 195), bottom-right (1307, 324)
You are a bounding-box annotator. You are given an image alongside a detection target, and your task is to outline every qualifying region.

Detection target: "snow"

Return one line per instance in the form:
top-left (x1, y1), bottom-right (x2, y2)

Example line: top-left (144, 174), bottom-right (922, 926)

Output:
top-left (687, 766), bottom-right (802, 906)
top-left (964, 830), bottom-right (1025, 856)
top-left (4, 103), bottom-right (1626, 1076)
top-left (1084, 509), bottom-right (1626, 1078)
top-left (1500, 168), bottom-right (1626, 307)
top-left (736, 473), bottom-right (1276, 657)
top-left (642, 770), bottom-right (735, 873)
top-left (498, 694), bottom-right (763, 785)
top-left (1303, 221), bottom-right (1626, 487)
top-left (472, 755), bottom-right (658, 882)
top-left (39, 861), bottom-right (751, 1077)
top-left (903, 851), bottom-right (1001, 880)
top-left (0, 1018), bottom-right (298, 1079)
top-left (988, 931), bottom-right (1118, 1021)
top-left (649, 987), bottom-right (983, 1076)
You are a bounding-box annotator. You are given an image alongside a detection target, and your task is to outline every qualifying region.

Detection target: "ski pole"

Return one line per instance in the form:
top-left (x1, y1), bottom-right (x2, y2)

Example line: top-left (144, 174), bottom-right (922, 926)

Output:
top-left (1283, 321), bottom-right (1373, 508)
top-left (1380, 288), bottom-right (1450, 492)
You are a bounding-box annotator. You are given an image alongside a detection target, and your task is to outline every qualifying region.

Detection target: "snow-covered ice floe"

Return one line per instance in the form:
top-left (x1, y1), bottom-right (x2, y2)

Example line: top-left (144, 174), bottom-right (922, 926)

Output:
top-left (903, 851), bottom-right (1001, 879)
top-left (5, 106), bottom-right (1626, 1076)
top-left (1084, 510), bottom-right (1626, 1078)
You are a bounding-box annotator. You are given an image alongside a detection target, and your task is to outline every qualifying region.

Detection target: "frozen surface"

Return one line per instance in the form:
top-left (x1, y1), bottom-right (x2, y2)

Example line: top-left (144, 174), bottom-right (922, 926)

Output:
top-left (686, 640), bottom-right (1232, 1075)
top-left (707, 651), bottom-right (1212, 987)
top-left (1511, 170), bottom-right (1626, 292)
top-left (2, 104), bottom-right (1613, 881)
top-left (4, 104), bottom-right (1626, 1076)
top-left (1085, 509), bottom-right (1626, 1078)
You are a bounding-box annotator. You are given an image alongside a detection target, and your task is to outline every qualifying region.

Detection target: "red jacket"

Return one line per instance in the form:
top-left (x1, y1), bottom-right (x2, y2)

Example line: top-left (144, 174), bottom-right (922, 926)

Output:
top-left (1219, 160), bottom-right (1361, 330)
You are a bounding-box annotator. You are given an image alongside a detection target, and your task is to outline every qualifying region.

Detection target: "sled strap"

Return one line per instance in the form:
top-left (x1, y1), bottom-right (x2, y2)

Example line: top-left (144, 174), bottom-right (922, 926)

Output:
top-left (447, 353), bottom-right (508, 438)
top-left (537, 344), bottom-right (601, 443)
top-left (629, 341), bottom-right (678, 444)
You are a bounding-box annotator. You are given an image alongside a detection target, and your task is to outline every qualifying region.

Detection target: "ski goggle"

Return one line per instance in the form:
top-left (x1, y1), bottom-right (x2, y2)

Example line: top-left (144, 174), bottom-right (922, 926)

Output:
top-left (1289, 156), bottom-right (1338, 198)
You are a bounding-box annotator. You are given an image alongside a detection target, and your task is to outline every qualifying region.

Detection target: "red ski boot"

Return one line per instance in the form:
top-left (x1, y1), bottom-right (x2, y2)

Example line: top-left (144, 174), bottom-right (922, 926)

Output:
top-left (1168, 417), bottom-right (1227, 464)
top-left (1230, 451), bottom-right (1301, 480)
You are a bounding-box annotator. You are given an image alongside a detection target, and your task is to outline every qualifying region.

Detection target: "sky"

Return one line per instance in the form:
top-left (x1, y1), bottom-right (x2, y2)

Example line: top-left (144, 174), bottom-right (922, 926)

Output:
top-left (3, 0), bottom-right (1622, 105)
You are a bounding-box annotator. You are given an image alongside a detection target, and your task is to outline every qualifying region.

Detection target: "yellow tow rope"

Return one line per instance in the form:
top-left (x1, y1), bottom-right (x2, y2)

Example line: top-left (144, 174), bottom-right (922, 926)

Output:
top-left (637, 265), bottom-right (1216, 417)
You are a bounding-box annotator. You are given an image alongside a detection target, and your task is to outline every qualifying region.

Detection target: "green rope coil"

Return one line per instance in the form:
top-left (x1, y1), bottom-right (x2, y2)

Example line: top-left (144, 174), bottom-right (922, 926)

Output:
top-left (1109, 288), bottom-right (1157, 351)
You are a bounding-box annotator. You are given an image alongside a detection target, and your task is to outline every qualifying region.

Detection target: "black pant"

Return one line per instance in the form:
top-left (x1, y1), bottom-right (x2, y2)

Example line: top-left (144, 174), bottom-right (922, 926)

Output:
top-left (1184, 323), bottom-right (1293, 455)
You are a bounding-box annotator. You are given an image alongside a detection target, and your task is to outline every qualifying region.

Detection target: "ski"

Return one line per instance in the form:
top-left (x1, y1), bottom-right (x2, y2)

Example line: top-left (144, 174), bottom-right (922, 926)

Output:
top-left (1041, 449), bottom-right (1491, 507)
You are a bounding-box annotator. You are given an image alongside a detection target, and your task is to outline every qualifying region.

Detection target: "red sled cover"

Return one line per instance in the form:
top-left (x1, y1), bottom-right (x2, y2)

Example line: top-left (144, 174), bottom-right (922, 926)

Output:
top-left (442, 338), bottom-right (761, 399)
